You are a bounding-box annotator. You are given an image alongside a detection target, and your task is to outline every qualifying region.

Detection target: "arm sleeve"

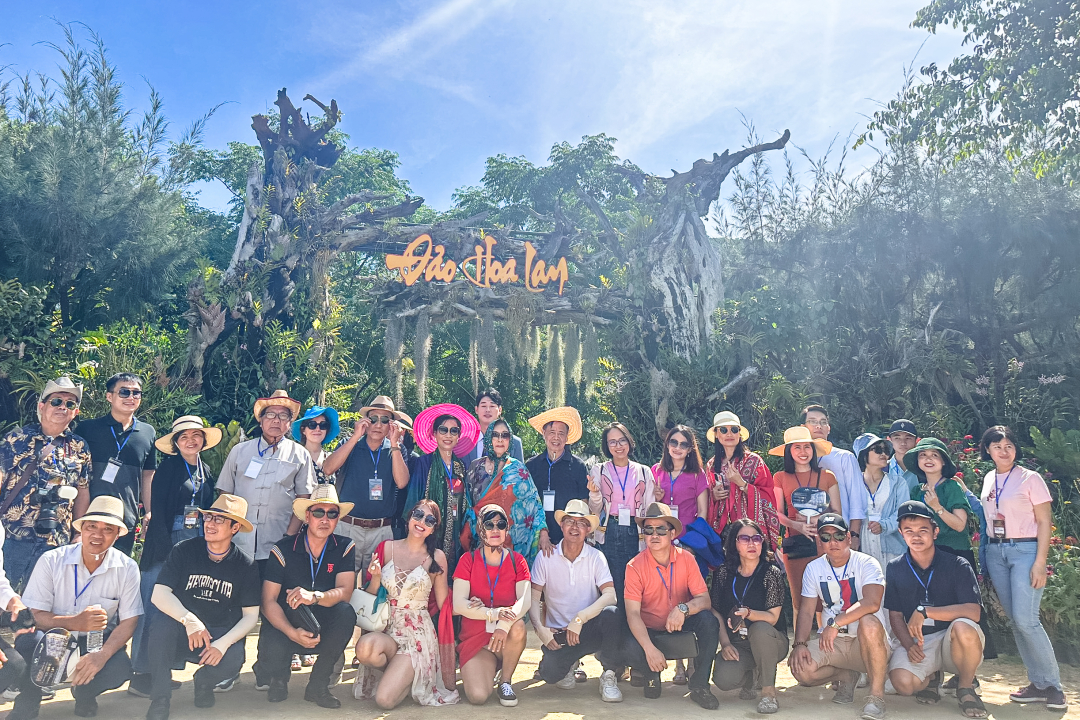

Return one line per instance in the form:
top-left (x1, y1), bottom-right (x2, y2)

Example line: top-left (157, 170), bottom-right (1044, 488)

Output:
top-left (452, 578), bottom-right (493, 621)
top-left (1026, 472), bottom-right (1053, 506)
top-left (264, 546), bottom-right (286, 586)
top-left (800, 559), bottom-right (818, 599)
top-left (883, 563), bottom-right (900, 612)
top-left (143, 427), bottom-right (158, 471)
top-left (573, 586), bottom-right (616, 624)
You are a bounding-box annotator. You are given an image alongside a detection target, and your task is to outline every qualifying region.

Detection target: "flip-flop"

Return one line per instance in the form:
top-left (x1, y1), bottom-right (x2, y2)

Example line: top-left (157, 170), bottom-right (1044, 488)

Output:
top-left (957, 687), bottom-right (988, 718)
top-left (916, 671), bottom-right (942, 705)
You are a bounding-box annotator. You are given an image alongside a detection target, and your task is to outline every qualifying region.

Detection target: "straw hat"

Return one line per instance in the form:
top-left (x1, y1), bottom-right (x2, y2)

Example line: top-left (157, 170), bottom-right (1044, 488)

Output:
top-left (293, 483), bottom-right (354, 521)
top-left (554, 498), bottom-right (600, 533)
top-left (253, 389), bottom-right (301, 421)
top-left (636, 501), bottom-right (683, 537)
top-left (768, 426), bottom-right (833, 457)
top-left (527, 406), bottom-right (583, 444)
top-left (156, 415), bottom-right (223, 455)
top-left (72, 496), bottom-right (128, 536)
top-left (413, 404), bottom-right (481, 457)
top-left (706, 411), bottom-right (749, 443)
top-left (199, 494), bottom-right (254, 533)
top-left (40, 376), bottom-right (84, 404)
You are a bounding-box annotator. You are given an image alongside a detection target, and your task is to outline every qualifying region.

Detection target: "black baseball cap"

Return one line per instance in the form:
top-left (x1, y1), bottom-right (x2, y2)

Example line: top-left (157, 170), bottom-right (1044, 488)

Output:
top-left (889, 419), bottom-right (917, 436)
top-left (816, 513), bottom-right (848, 532)
top-left (897, 500), bottom-right (936, 523)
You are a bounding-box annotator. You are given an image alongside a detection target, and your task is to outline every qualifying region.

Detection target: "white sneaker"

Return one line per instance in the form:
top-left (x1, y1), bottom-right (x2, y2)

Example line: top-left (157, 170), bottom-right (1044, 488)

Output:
top-left (884, 677), bottom-right (897, 695)
top-left (858, 673), bottom-right (869, 689)
top-left (556, 667), bottom-right (577, 690)
top-left (599, 670), bottom-right (623, 703)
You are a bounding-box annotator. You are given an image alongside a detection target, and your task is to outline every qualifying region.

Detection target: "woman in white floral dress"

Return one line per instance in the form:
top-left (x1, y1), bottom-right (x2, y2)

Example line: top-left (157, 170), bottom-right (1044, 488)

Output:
top-left (354, 499), bottom-right (460, 709)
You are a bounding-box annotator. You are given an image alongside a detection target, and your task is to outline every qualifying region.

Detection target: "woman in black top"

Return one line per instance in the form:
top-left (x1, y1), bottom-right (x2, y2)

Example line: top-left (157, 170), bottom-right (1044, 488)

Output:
top-left (711, 518), bottom-right (789, 715)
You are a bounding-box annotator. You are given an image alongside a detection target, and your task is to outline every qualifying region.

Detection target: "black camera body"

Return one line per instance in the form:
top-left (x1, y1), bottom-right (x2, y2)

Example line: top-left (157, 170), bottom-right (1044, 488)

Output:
top-left (29, 484), bottom-right (79, 536)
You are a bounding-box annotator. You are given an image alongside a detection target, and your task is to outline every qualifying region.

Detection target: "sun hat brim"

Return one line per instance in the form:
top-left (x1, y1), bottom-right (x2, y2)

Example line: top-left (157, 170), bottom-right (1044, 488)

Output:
top-left (291, 407), bottom-right (341, 445)
top-left (155, 417), bottom-right (222, 455)
top-left (527, 407), bottom-right (583, 444)
top-left (413, 404), bottom-right (481, 457)
top-left (198, 508), bottom-right (254, 533)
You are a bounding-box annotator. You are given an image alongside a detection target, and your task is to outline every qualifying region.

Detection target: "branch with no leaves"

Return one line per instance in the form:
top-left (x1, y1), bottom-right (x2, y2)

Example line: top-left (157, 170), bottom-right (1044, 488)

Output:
top-left (666, 130), bottom-right (791, 215)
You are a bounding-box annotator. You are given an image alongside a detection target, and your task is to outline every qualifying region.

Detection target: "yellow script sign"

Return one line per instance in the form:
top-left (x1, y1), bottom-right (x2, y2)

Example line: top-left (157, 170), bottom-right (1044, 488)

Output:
top-left (386, 234), bottom-right (569, 294)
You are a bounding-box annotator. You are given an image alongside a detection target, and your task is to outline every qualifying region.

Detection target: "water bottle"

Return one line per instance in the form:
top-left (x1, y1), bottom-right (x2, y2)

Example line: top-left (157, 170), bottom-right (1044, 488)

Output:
top-left (86, 604), bottom-right (104, 653)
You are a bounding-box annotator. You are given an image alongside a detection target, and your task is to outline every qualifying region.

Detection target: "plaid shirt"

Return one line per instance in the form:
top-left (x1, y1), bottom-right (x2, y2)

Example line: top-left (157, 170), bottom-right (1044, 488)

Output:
top-left (0, 424), bottom-right (91, 546)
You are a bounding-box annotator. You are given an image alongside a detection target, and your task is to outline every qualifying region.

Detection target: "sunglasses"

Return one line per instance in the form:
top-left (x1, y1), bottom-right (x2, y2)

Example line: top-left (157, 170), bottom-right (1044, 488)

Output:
top-left (436, 425), bottom-right (461, 436)
top-left (262, 411), bottom-right (292, 421)
top-left (47, 398), bottom-right (79, 410)
top-left (870, 445), bottom-right (890, 455)
top-left (491, 431), bottom-right (512, 440)
top-left (309, 508), bottom-right (340, 519)
top-left (368, 415), bottom-right (392, 425)
top-left (410, 508), bottom-right (438, 527)
top-left (819, 530), bottom-right (848, 543)
top-left (115, 387), bottom-right (143, 398)
top-left (482, 518), bottom-right (509, 531)
top-left (736, 533), bottom-right (764, 545)
top-left (714, 426), bottom-right (739, 435)
top-left (667, 439), bottom-right (692, 450)
top-left (641, 525), bottom-right (671, 536)
top-left (204, 514), bottom-right (233, 526)
top-left (303, 420), bottom-right (331, 431)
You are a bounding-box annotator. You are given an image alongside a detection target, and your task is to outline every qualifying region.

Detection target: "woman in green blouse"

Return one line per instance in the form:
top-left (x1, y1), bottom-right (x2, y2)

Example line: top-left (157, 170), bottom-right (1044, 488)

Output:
top-left (905, 438), bottom-right (973, 561)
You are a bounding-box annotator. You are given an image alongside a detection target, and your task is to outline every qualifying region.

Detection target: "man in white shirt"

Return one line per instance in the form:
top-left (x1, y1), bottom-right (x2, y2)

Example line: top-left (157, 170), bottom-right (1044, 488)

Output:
top-left (529, 500), bottom-right (621, 702)
top-left (804, 405), bottom-right (865, 549)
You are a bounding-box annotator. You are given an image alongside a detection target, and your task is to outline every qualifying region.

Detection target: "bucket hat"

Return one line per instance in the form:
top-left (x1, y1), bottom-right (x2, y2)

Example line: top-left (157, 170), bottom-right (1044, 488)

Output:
top-left (291, 406), bottom-right (341, 445)
top-left (707, 411), bottom-right (749, 443)
top-left (904, 437), bottom-right (957, 481)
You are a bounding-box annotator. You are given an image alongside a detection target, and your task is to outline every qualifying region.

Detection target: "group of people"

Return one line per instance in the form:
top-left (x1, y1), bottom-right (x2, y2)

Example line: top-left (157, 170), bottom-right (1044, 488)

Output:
top-left (0, 376), bottom-right (1068, 719)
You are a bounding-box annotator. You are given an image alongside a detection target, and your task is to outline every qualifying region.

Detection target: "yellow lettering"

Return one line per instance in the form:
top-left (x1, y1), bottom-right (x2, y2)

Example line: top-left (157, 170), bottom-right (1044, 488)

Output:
top-left (385, 234), bottom-right (433, 286)
top-left (461, 243), bottom-right (487, 288)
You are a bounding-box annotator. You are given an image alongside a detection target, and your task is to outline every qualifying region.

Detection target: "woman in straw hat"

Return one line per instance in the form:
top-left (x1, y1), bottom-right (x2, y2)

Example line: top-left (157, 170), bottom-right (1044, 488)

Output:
top-left (129, 415), bottom-right (222, 697)
top-left (705, 412), bottom-right (780, 552)
top-left (769, 426), bottom-right (841, 629)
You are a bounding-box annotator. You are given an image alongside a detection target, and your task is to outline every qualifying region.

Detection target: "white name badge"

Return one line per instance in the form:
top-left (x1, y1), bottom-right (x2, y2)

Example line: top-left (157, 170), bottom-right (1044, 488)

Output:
top-left (244, 459), bottom-right (263, 478)
top-left (369, 477), bottom-right (384, 501)
top-left (669, 506), bottom-right (679, 519)
top-left (485, 618), bottom-right (497, 633)
top-left (100, 459), bottom-right (121, 484)
top-left (543, 492), bottom-right (556, 512)
top-left (868, 513), bottom-right (881, 522)
top-left (618, 507), bottom-right (632, 526)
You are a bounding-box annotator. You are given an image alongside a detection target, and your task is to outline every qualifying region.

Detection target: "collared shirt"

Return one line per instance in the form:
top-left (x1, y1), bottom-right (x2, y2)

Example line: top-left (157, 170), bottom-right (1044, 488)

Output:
top-left (216, 437), bottom-right (315, 560)
top-left (525, 451), bottom-right (589, 544)
top-left (887, 458), bottom-right (918, 494)
top-left (624, 545), bottom-right (707, 631)
top-left (530, 541), bottom-right (613, 628)
top-left (336, 437), bottom-right (400, 520)
top-left (0, 424), bottom-right (91, 546)
top-left (819, 447), bottom-right (867, 522)
top-left (265, 531), bottom-right (355, 608)
top-left (884, 550), bottom-right (981, 636)
top-left (23, 543), bottom-right (143, 637)
top-left (77, 413), bottom-right (157, 528)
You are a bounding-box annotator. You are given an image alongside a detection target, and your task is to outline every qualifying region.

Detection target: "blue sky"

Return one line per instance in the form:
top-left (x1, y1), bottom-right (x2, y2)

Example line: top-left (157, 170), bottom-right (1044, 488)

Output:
top-left (4, 1), bottom-right (965, 213)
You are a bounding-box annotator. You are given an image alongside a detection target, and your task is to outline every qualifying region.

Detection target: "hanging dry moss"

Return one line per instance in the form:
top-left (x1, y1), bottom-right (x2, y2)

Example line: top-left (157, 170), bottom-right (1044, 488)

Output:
top-left (505, 294), bottom-right (538, 373)
top-left (479, 309), bottom-right (497, 379)
top-left (384, 315), bottom-right (404, 405)
top-left (413, 309), bottom-right (431, 406)
top-left (582, 321), bottom-right (600, 389)
top-left (545, 326), bottom-right (566, 408)
top-left (469, 318), bottom-right (480, 397)
top-left (564, 326), bottom-right (582, 384)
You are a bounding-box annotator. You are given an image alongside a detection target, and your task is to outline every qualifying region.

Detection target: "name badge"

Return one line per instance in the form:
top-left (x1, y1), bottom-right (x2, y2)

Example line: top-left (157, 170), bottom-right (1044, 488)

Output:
top-left (101, 458), bottom-right (122, 484)
top-left (992, 516), bottom-right (1006, 538)
top-left (618, 507), bottom-right (632, 526)
top-left (669, 506), bottom-right (679, 520)
top-left (369, 477), bottom-right (383, 501)
top-left (485, 617), bottom-right (497, 633)
top-left (183, 505), bottom-right (200, 529)
top-left (543, 491), bottom-right (556, 512)
top-left (868, 513), bottom-right (881, 522)
top-left (244, 459), bottom-right (263, 478)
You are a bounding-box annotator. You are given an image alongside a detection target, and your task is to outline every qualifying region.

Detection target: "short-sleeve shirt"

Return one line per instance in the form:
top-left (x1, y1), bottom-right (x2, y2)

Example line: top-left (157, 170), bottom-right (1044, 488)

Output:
top-left (156, 537), bottom-right (261, 628)
top-left (0, 424), bottom-right (92, 546)
top-left (801, 550), bottom-right (885, 634)
top-left (265, 532), bottom-right (356, 607)
top-left (453, 548), bottom-right (530, 640)
top-left (525, 452), bottom-right (590, 544)
top-left (710, 562), bottom-right (788, 636)
top-left (23, 544), bottom-right (143, 637)
top-left (650, 466), bottom-right (708, 528)
top-left (885, 550), bottom-right (982, 635)
top-left (774, 469), bottom-right (838, 521)
top-left (78, 414), bottom-right (157, 529)
top-left (336, 438), bottom-right (399, 520)
top-left (530, 541), bottom-right (613, 628)
top-left (911, 479), bottom-right (971, 552)
top-left (215, 438), bottom-right (315, 560)
top-left (820, 448), bottom-right (867, 522)
top-left (624, 545), bottom-right (708, 631)
top-left (979, 466), bottom-right (1053, 539)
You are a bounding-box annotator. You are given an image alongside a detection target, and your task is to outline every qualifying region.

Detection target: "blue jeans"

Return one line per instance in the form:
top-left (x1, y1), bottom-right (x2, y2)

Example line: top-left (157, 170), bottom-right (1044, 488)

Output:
top-left (985, 541), bottom-right (1061, 690)
top-left (130, 561), bottom-right (164, 674)
top-left (2, 535), bottom-right (52, 592)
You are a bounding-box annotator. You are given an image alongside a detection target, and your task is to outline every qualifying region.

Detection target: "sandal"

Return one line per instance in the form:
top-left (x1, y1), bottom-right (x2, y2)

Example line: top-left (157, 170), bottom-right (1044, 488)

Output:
top-left (672, 661), bottom-right (688, 686)
top-left (957, 687), bottom-right (988, 718)
top-left (916, 671), bottom-right (942, 705)
top-left (290, 654), bottom-right (302, 672)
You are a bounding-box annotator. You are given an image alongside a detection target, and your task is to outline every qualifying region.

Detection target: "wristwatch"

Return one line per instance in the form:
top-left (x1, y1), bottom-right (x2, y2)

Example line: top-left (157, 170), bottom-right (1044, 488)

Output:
top-left (677, 603), bottom-right (689, 616)
top-left (312, 591), bottom-right (325, 604)
top-left (915, 605), bottom-right (927, 619)
top-left (826, 617), bottom-right (837, 628)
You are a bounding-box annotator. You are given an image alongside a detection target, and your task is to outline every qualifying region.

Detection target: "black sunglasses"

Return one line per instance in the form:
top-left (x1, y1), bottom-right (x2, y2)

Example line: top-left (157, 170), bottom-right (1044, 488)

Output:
top-left (116, 387), bottom-right (143, 398)
top-left (736, 533), bottom-right (764, 545)
top-left (47, 398), bottom-right (79, 410)
top-left (368, 415), bottom-right (392, 425)
top-left (410, 508), bottom-right (438, 527)
top-left (491, 431), bottom-right (512, 440)
top-left (303, 420), bottom-right (331, 431)
top-left (436, 425), bottom-right (461, 436)
top-left (870, 444), bottom-right (891, 455)
top-left (309, 508), bottom-right (340, 519)
top-left (714, 426), bottom-right (738, 435)
top-left (819, 530), bottom-right (848, 543)
top-left (482, 518), bottom-right (508, 531)
top-left (667, 438), bottom-right (692, 450)
top-left (641, 525), bottom-right (671, 536)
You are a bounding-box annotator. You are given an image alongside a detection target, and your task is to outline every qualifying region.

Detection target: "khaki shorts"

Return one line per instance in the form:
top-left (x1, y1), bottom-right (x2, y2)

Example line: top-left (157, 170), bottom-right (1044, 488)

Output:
top-left (807, 634), bottom-right (867, 673)
top-left (888, 618), bottom-right (984, 681)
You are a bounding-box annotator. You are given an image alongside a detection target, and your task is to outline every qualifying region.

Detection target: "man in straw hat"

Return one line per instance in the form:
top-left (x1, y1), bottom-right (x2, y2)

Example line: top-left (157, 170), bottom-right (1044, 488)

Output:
top-left (8, 496), bottom-right (142, 720)
top-left (0, 376), bottom-right (92, 590)
top-left (145, 494), bottom-right (261, 720)
top-left (217, 390), bottom-right (315, 571)
top-left (525, 406), bottom-right (598, 556)
top-left (620, 502), bottom-right (720, 709)
top-left (254, 485), bottom-right (357, 708)
top-left (529, 499), bottom-right (622, 702)
top-left (803, 405), bottom-right (866, 550)
top-left (322, 395), bottom-right (411, 573)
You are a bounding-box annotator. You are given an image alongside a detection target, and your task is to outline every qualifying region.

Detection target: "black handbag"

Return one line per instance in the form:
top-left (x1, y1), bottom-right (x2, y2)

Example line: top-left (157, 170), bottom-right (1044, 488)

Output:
top-left (291, 605), bottom-right (322, 636)
top-left (650, 630), bottom-right (699, 660)
top-left (781, 532), bottom-right (818, 559)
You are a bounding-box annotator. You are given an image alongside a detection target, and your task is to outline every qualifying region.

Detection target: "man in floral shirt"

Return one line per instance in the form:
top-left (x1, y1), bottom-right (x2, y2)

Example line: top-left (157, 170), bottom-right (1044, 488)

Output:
top-left (0, 377), bottom-right (92, 589)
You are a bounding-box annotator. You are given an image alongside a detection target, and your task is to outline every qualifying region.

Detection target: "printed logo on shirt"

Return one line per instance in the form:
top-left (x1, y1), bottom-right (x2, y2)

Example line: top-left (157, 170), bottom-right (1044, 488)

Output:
top-left (326, 563), bottom-right (334, 573)
top-left (185, 574), bottom-right (234, 600)
top-left (820, 577), bottom-right (858, 616)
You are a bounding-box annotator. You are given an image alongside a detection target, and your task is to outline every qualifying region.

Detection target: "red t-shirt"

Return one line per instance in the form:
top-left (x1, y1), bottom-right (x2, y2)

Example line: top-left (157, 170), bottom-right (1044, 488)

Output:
top-left (453, 548), bottom-right (530, 663)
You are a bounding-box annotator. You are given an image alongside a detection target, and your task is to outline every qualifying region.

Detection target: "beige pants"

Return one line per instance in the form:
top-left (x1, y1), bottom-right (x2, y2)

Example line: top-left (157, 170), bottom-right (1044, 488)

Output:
top-left (888, 618), bottom-right (984, 681)
top-left (807, 634), bottom-right (868, 673)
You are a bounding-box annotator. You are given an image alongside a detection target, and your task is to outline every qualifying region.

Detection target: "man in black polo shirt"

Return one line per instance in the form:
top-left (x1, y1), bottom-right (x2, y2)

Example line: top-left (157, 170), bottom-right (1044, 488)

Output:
top-left (525, 407), bottom-right (597, 555)
top-left (322, 395), bottom-right (410, 573)
top-left (256, 485), bottom-right (356, 708)
top-left (885, 501), bottom-right (986, 718)
top-left (78, 372), bottom-right (157, 555)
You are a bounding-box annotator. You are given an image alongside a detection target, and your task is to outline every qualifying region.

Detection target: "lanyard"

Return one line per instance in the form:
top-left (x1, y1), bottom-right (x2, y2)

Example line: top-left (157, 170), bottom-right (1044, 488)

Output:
top-left (613, 462), bottom-right (631, 502)
top-left (668, 470), bottom-right (682, 505)
top-left (993, 466), bottom-right (1016, 511)
top-left (655, 563), bottom-right (675, 604)
top-left (546, 452), bottom-right (563, 492)
top-left (863, 477), bottom-right (880, 507)
top-left (306, 535), bottom-right (329, 589)
top-left (184, 460), bottom-right (203, 505)
top-left (732, 572), bottom-right (754, 607)
top-left (483, 549), bottom-right (507, 607)
top-left (74, 564), bottom-right (94, 603)
top-left (440, 457), bottom-right (455, 484)
top-left (369, 445), bottom-right (383, 479)
top-left (828, 557), bottom-right (851, 594)
top-left (905, 554), bottom-right (934, 604)
top-left (257, 438), bottom-right (279, 458)
top-left (110, 423), bottom-right (133, 458)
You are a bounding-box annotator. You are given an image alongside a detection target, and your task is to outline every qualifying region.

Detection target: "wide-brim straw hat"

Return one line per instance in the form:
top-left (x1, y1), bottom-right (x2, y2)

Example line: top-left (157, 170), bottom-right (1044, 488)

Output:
top-left (636, 501), bottom-right (683, 537)
top-left (291, 406), bottom-right (341, 445)
top-left (707, 411), bottom-right (749, 443)
top-left (199, 493), bottom-right (254, 533)
top-left (253, 389), bottom-right (301, 422)
top-left (358, 395), bottom-right (414, 427)
top-left (72, 496), bottom-right (128, 536)
top-left (293, 483), bottom-right (354, 521)
top-left (768, 426), bottom-right (833, 457)
top-left (554, 498), bottom-right (600, 533)
top-left (156, 415), bottom-right (223, 455)
top-left (528, 406), bottom-right (583, 444)
top-left (412, 404), bottom-right (481, 457)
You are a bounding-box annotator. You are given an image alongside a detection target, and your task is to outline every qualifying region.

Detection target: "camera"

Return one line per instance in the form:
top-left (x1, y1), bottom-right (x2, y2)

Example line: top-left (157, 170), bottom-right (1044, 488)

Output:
top-left (30, 484), bottom-right (79, 536)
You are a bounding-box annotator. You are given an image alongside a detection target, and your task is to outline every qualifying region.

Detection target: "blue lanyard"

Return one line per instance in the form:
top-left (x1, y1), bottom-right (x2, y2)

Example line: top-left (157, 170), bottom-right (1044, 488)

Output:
top-left (74, 564), bottom-right (94, 603)
top-left (305, 535), bottom-right (329, 589)
top-left (993, 466), bottom-right (1016, 511)
top-left (546, 452), bottom-right (563, 492)
top-left (668, 471), bottom-right (682, 505)
top-left (905, 554), bottom-right (934, 604)
top-left (828, 557), bottom-right (850, 593)
top-left (655, 563), bottom-right (675, 603)
top-left (369, 445), bottom-right (383, 479)
top-left (483, 549), bottom-right (507, 607)
top-left (732, 572), bottom-right (754, 607)
top-left (863, 478), bottom-right (880, 507)
top-left (257, 438), bottom-right (279, 458)
top-left (441, 457), bottom-right (455, 484)
top-left (613, 462), bottom-right (631, 508)
top-left (184, 460), bottom-right (203, 505)
top-left (110, 423), bottom-right (133, 458)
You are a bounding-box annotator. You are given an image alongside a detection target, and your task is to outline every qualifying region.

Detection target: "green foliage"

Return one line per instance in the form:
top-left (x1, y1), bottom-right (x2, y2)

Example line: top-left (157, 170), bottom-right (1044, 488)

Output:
top-left (1028, 427), bottom-right (1080, 487)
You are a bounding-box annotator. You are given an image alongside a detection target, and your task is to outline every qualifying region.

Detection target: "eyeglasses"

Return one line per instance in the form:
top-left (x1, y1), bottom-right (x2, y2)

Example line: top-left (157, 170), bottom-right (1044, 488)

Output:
top-left (819, 530), bottom-right (848, 543)
top-left (607, 437), bottom-right (629, 447)
top-left (714, 426), bottom-right (739, 435)
top-left (410, 508), bottom-right (438, 527)
top-left (47, 398), bottom-right (79, 410)
top-left (805, 419), bottom-right (830, 427)
top-left (491, 431), bottom-right (512, 440)
top-left (667, 439), bottom-right (692, 450)
top-left (309, 508), bottom-right (340, 519)
top-left (482, 518), bottom-right (508, 531)
top-left (115, 387), bottom-right (143, 398)
top-left (204, 514), bottom-right (232, 526)
top-left (870, 445), bottom-right (890, 455)
top-left (303, 420), bottom-right (331, 431)
top-left (562, 518), bottom-right (592, 530)
top-left (641, 525), bottom-right (671, 536)
top-left (545, 429), bottom-right (568, 439)
top-left (436, 425), bottom-right (461, 436)
top-left (262, 411), bottom-right (292, 421)
top-left (736, 533), bottom-right (764, 545)
top-left (368, 415), bottom-right (392, 425)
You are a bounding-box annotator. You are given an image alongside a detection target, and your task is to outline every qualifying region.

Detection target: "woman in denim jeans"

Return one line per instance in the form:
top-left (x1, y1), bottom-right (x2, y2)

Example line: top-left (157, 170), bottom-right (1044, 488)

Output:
top-left (978, 426), bottom-right (1066, 711)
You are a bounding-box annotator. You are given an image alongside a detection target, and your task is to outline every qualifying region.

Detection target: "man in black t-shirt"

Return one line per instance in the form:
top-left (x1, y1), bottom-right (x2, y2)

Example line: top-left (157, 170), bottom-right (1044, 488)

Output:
top-left (884, 501), bottom-right (985, 717)
top-left (256, 485), bottom-right (357, 708)
top-left (145, 494), bottom-right (261, 720)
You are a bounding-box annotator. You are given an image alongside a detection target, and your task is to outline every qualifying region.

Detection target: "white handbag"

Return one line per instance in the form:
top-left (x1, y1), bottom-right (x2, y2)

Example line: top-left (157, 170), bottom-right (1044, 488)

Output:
top-left (350, 586), bottom-right (389, 632)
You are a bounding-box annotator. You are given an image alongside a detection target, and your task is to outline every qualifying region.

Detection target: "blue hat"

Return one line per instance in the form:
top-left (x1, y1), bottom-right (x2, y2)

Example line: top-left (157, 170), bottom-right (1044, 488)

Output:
top-left (852, 432), bottom-right (893, 469)
top-left (291, 406), bottom-right (340, 445)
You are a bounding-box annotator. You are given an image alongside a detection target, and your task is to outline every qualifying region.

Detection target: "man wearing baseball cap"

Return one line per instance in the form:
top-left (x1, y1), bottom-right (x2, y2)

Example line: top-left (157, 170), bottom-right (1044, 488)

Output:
top-left (789, 512), bottom-right (889, 720)
top-left (884, 501), bottom-right (986, 718)
top-left (886, 420), bottom-right (918, 491)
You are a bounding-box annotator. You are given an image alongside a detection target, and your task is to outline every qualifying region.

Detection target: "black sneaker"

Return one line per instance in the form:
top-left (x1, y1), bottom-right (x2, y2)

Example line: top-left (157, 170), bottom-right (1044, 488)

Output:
top-left (215, 673), bottom-right (239, 693)
top-left (1012, 684), bottom-right (1050, 704)
top-left (73, 698), bottom-right (98, 717)
top-left (690, 687), bottom-right (720, 710)
top-left (497, 682), bottom-right (518, 707)
top-left (304, 685), bottom-right (341, 709)
top-left (193, 680), bottom-right (215, 709)
top-left (1045, 687), bottom-right (1068, 711)
top-left (145, 698), bottom-right (170, 720)
top-left (267, 677), bottom-right (289, 703)
top-left (644, 671), bottom-right (661, 699)
top-left (128, 673), bottom-right (153, 698)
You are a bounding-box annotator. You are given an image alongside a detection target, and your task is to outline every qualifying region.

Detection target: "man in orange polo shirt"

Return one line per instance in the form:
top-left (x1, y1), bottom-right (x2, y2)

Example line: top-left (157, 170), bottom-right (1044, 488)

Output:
top-left (621, 502), bottom-right (720, 709)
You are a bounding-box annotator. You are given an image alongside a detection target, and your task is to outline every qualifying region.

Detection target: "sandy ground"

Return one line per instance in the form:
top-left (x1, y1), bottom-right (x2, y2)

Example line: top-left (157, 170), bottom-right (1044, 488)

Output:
top-left (13, 630), bottom-right (1079, 720)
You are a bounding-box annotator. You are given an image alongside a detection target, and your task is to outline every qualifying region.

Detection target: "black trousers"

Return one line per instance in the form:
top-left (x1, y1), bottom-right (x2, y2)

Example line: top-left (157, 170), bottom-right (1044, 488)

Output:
top-left (0, 636), bottom-right (26, 698)
top-left (255, 602), bottom-right (354, 689)
top-left (13, 631), bottom-right (131, 715)
top-left (538, 610), bottom-right (622, 682)
top-left (148, 614), bottom-right (245, 702)
top-left (620, 611), bottom-right (720, 691)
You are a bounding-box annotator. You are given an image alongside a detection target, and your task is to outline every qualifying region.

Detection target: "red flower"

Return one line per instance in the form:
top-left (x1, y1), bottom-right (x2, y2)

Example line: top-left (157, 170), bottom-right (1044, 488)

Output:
top-left (963, 448), bottom-right (974, 453)
top-left (1050, 536), bottom-right (1063, 546)
top-left (964, 435), bottom-right (973, 440)
top-left (1066, 536), bottom-right (1078, 545)
top-left (955, 471), bottom-right (964, 478)
top-left (452, 478), bottom-right (463, 494)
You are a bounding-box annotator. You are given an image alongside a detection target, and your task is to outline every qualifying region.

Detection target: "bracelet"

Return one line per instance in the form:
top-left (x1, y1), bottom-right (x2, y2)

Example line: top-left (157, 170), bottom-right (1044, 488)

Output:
top-left (792, 640), bottom-right (808, 648)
